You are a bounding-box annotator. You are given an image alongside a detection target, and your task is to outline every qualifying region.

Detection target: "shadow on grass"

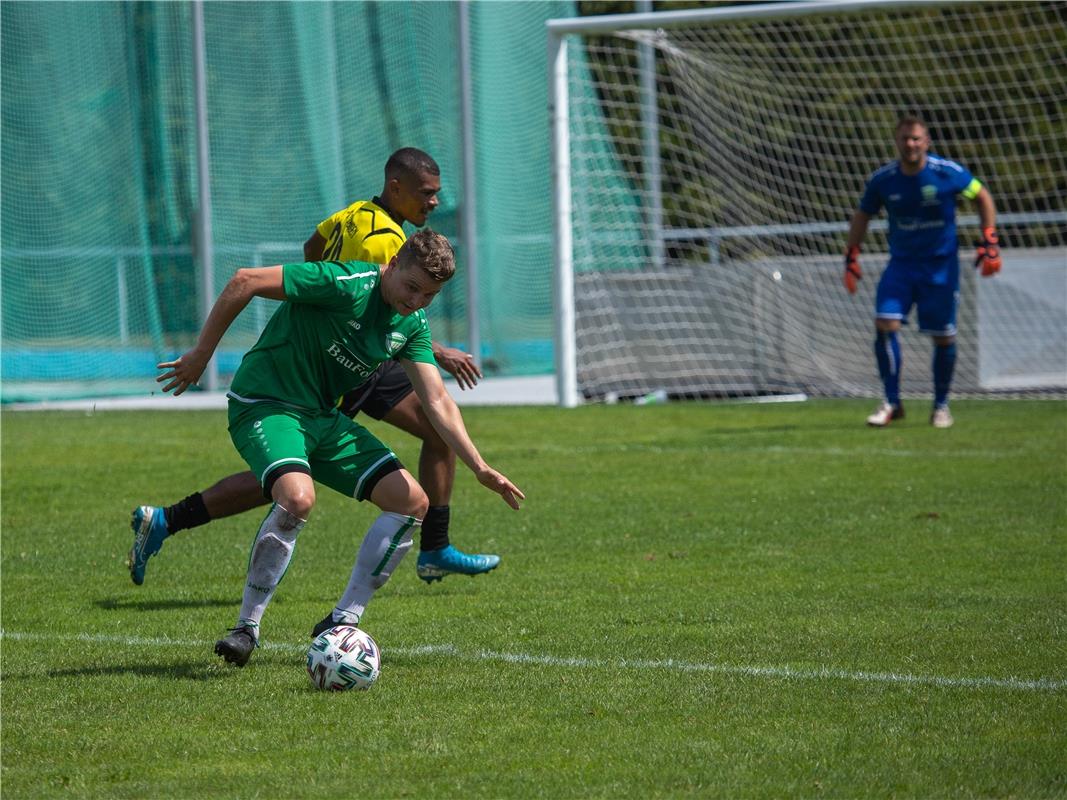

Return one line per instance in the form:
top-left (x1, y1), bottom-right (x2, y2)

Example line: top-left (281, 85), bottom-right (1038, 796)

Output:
top-left (701, 424), bottom-right (801, 436)
top-left (95, 596), bottom-right (236, 612)
top-left (5, 653), bottom-right (300, 682)
top-left (49, 661), bottom-right (230, 681)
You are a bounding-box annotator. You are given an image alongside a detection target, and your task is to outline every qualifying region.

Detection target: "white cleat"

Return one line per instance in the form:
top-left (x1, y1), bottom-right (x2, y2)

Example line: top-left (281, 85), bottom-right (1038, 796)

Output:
top-left (930, 406), bottom-right (954, 428)
top-left (866, 402), bottom-right (904, 427)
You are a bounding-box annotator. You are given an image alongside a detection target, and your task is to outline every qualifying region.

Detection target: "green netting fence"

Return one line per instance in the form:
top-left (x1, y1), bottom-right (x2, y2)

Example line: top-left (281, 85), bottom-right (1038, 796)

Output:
top-left (2, 0), bottom-right (596, 401)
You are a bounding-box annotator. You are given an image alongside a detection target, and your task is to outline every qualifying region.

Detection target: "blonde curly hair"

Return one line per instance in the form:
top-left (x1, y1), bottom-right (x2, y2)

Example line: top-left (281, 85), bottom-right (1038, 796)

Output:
top-left (398, 228), bottom-right (455, 282)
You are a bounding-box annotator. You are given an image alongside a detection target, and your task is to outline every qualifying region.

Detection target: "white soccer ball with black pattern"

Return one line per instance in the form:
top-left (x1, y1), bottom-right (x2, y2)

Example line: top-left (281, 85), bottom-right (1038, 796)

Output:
top-left (306, 625), bottom-right (381, 691)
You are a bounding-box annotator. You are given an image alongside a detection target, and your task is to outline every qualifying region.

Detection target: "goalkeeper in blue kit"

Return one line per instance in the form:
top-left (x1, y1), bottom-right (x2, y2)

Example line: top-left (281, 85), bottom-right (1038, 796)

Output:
top-left (156, 229), bottom-right (524, 666)
top-left (844, 115), bottom-right (1001, 428)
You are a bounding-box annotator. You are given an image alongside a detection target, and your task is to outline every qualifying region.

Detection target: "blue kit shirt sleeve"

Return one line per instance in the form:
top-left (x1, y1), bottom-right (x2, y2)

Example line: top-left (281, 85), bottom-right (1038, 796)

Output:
top-left (859, 176), bottom-right (883, 215)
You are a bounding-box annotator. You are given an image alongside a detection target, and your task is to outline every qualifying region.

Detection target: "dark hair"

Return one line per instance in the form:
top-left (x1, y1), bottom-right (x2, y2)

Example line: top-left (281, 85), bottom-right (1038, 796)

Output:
top-left (895, 114), bottom-right (928, 133)
top-left (385, 147), bottom-right (440, 181)
top-left (397, 228), bottom-right (455, 282)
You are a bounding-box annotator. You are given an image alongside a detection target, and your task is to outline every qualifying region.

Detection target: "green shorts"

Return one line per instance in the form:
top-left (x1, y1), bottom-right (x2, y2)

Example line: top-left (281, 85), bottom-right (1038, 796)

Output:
top-left (227, 400), bottom-right (401, 500)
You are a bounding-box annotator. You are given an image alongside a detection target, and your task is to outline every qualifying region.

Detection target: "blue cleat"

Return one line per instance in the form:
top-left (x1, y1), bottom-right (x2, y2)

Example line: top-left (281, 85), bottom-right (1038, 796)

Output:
top-left (126, 505), bottom-right (169, 586)
top-left (416, 545), bottom-right (500, 584)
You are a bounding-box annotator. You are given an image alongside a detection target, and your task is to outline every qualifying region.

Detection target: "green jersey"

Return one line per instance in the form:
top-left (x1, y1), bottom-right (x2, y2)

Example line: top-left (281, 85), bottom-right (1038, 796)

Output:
top-left (228, 261), bottom-right (435, 412)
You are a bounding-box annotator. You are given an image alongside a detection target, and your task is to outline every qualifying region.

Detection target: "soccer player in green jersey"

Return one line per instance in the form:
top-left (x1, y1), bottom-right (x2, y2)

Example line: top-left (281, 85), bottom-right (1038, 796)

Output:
top-left (156, 228), bottom-right (523, 666)
top-left (128, 148), bottom-right (499, 588)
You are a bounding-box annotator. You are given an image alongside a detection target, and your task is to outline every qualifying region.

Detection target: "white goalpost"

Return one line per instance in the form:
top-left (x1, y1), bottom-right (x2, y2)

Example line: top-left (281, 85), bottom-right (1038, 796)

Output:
top-left (548, 0), bottom-right (1067, 407)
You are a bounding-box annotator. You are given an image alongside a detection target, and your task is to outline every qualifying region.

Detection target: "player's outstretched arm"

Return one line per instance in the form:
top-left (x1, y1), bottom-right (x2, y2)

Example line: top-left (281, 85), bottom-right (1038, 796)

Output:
top-left (401, 359), bottom-right (524, 509)
top-left (432, 343), bottom-right (483, 390)
top-left (157, 266), bottom-right (286, 395)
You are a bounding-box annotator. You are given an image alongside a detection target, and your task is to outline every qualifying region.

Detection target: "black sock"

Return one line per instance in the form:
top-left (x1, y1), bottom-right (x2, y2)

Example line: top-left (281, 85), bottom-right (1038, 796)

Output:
top-left (163, 492), bottom-right (211, 535)
top-left (419, 505), bottom-right (451, 552)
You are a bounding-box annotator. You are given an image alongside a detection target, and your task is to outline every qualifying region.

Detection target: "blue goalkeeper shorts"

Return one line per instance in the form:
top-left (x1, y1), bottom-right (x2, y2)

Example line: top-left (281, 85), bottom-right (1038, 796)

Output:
top-left (875, 256), bottom-right (960, 337)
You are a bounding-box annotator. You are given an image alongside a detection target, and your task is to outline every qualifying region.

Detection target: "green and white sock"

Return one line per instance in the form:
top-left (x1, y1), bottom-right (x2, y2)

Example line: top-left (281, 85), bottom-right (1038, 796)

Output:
top-left (334, 512), bottom-right (419, 623)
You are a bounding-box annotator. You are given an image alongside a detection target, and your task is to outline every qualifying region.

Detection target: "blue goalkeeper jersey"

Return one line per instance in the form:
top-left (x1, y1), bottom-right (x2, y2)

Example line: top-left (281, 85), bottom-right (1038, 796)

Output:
top-left (859, 154), bottom-right (983, 270)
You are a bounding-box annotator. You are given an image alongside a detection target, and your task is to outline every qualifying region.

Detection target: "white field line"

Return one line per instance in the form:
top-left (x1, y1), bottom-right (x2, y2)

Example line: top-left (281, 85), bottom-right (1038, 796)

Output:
top-left (2, 630), bottom-right (1063, 693)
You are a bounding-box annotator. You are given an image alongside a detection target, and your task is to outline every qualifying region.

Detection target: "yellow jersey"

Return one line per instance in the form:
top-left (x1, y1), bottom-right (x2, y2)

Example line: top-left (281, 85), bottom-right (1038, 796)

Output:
top-left (315, 198), bottom-right (406, 262)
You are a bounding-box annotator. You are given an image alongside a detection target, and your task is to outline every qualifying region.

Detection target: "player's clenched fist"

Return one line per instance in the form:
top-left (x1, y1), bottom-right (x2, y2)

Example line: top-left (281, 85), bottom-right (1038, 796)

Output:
top-left (974, 227), bottom-right (1002, 277)
top-left (843, 245), bottom-right (862, 294)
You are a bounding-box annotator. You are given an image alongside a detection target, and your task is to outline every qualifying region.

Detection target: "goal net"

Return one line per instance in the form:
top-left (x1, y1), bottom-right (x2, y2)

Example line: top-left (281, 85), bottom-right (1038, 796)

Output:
top-left (549, 1), bottom-right (1067, 405)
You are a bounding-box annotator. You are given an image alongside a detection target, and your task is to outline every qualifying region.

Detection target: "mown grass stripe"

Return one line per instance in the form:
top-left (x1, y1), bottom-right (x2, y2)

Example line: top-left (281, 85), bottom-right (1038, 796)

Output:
top-left (503, 442), bottom-right (1037, 459)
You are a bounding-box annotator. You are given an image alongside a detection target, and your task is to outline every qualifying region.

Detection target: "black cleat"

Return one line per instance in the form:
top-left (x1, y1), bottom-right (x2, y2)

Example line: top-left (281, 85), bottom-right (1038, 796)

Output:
top-left (311, 612), bottom-right (337, 639)
top-left (214, 625), bottom-right (258, 667)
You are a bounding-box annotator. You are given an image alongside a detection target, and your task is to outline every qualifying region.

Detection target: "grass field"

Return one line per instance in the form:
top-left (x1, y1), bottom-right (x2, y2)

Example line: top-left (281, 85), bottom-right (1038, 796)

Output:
top-left (2, 399), bottom-right (1065, 798)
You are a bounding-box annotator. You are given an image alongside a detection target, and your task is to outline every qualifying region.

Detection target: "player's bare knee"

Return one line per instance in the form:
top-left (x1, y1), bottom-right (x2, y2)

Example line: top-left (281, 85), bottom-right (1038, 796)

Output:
top-left (278, 490), bottom-right (315, 520)
top-left (370, 470), bottom-right (428, 519)
top-left (933, 335), bottom-right (955, 347)
top-left (397, 483), bottom-right (429, 520)
top-left (268, 471), bottom-right (316, 519)
top-left (875, 319), bottom-right (901, 333)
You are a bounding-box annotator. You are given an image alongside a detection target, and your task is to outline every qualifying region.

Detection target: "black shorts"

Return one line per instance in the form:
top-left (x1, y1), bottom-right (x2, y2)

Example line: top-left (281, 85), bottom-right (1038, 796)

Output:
top-left (338, 360), bottom-right (415, 420)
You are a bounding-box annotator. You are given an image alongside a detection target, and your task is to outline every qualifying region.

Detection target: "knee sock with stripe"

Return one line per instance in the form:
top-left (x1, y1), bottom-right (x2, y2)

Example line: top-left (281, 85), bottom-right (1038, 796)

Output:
top-left (332, 512), bottom-right (420, 625)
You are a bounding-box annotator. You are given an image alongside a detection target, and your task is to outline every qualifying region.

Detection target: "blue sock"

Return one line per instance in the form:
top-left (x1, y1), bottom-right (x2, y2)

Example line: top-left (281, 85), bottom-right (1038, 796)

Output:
top-left (933, 342), bottom-right (956, 408)
top-left (874, 330), bottom-right (901, 407)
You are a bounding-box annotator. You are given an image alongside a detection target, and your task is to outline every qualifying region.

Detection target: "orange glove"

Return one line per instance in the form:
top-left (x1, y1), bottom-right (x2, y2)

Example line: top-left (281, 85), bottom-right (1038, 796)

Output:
top-left (974, 227), bottom-right (1001, 277)
top-left (843, 245), bottom-right (862, 294)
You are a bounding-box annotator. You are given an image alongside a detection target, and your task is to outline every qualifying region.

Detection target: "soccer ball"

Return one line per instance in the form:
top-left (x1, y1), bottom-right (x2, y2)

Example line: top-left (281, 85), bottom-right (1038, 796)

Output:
top-left (306, 625), bottom-right (381, 691)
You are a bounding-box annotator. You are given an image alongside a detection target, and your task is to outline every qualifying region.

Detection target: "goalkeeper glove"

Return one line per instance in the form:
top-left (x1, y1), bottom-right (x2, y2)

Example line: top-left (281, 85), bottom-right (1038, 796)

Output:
top-left (974, 227), bottom-right (1001, 277)
top-left (843, 245), bottom-right (862, 294)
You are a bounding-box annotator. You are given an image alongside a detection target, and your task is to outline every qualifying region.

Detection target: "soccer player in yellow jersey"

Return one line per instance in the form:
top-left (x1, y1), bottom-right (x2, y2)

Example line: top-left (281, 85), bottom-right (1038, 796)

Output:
top-left (128, 148), bottom-right (499, 586)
